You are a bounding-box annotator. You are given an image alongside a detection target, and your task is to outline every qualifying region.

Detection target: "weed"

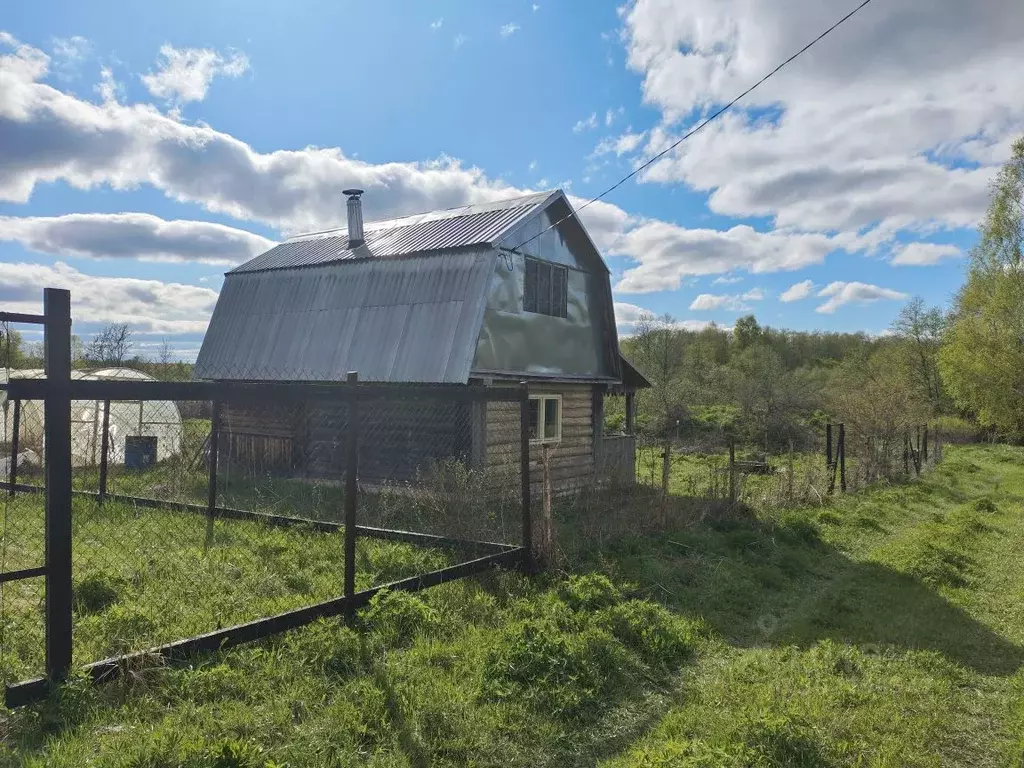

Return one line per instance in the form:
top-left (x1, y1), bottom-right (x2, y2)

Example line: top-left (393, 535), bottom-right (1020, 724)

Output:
top-left (556, 573), bottom-right (623, 611)
top-left (362, 589), bottom-right (441, 648)
top-left (73, 571), bottom-right (124, 615)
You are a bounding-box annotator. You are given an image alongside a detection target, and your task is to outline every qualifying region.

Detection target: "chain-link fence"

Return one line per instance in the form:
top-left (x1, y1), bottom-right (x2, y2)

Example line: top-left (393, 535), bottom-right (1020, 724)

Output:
top-left (1, 292), bottom-right (531, 703)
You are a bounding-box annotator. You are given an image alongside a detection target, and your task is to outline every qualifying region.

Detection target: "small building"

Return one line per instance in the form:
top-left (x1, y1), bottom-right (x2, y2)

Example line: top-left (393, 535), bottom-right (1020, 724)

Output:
top-left (194, 189), bottom-right (648, 493)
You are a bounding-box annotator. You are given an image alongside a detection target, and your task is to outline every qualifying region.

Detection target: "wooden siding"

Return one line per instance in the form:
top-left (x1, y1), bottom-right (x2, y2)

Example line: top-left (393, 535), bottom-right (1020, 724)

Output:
top-left (484, 383), bottom-right (595, 494)
top-left (221, 402), bottom-right (299, 473)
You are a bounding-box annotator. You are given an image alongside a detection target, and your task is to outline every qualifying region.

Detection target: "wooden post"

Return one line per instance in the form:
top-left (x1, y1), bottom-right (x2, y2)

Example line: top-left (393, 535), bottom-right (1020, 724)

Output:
top-left (922, 425), bottom-right (929, 464)
top-left (661, 442), bottom-right (671, 499)
top-left (826, 423), bottom-right (833, 470)
top-left (541, 443), bottom-right (553, 561)
top-left (204, 399), bottom-right (221, 549)
top-left (903, 431), bottom-right (909, 476)
top-left (519, 381), bottom-right (532, 568)
top-left (625, 391), bottom-right (635, 435)
top-left (8, 398), bottom-right (19, 495)
top-left (728, 439), bottom-right (736, 503)
top-left (344, 372), bottom-right (359, 607)
top-left (838, 423), bottom-right (846, 493)
top-left (98, 399), bottom-right (110, 501)
top-left (43, 287), bottom-right (73, 686)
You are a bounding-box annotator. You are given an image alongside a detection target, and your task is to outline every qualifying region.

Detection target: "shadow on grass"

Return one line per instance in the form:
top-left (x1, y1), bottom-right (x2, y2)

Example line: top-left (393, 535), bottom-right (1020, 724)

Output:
top-left (582, 492), bottom-right (1024, 678)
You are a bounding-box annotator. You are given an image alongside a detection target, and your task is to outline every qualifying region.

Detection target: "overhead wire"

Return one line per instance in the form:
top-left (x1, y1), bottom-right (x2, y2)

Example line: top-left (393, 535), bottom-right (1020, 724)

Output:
top-left (498, 0), bottom-right (877, 255)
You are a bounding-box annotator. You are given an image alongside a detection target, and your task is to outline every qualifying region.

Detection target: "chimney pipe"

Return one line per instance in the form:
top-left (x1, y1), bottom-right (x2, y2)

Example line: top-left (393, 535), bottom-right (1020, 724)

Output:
top-left (343, 188), bottom-right (364, 246)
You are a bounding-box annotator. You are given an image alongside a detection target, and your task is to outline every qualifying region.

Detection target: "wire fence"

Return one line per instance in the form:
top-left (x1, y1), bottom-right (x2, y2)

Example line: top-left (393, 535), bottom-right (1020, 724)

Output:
top-left (0, 291), bottom-right (532, 704)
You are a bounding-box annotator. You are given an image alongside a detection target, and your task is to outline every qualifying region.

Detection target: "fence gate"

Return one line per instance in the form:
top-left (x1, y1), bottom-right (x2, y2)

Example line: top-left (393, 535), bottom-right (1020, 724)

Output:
top-left (0, 288), bottom-right (532, 707)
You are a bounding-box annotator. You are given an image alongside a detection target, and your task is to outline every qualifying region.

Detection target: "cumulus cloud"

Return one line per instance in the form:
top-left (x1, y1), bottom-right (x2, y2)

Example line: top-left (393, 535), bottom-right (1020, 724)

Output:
top-left (614, 222), bottom-right (833, 293)
top-left (815, 281), bottom-right (908, 314)
top-left (891, 242), bottom-right (962, 266)
top-left (614, 301), bottom-right (713, 335)
top-left (0, 261), bottom-right (218, 334)
top-left (50, 36), bottom-right (90, 79)
top-left (499, 23), bottom-right (520, 37)
top-left (0, 212), bottom-right (273, 265)
top-left (780, 279), bottom-right (815, 302)
top-left (605, 106), bottom-right (625, 127)
top-left (430, 18), bottom-right (443, 30)
top-left (621, 0), bottom-right (1024, 241)
top-left (593, 129), bottom-right (647, 157)
top-left (142, 44), bottom-right (249, 105)
top-left (712, 275), bottom-right (742, 285)
top-left (689, 287), bottom-right (765, 312)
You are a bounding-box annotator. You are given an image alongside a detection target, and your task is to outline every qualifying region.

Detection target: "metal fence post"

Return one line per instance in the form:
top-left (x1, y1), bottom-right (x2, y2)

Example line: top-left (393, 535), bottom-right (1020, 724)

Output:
top-left (826, 423), bottom-right (832, 470)
top-left (98, 399), bottom-right (110, 501)
top-left (728, 439), bottom-right (736, 503)
top-left (519, 381), bottom-right (532, 567)
top-left (344, 372), bottom-right (359, 608)
top-left (838, 423), bottom-right (846, 492)
top-left (204, 400), bottom-right (221, 549)
top-left (8, 398), bottom-right (19, 495)
top-left (43, 287), bottom-right (73, 685)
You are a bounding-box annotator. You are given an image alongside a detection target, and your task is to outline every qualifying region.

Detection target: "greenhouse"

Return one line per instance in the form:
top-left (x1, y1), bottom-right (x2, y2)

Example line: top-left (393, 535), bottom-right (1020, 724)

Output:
top-left (1, 368), bottom-right (182, 468)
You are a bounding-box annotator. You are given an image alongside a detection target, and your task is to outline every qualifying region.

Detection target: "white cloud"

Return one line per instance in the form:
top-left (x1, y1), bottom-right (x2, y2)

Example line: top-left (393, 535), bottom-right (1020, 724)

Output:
top-left (605, 106), bottom-right (625, 127)
top-left (573, 112), bottom-right (599, 133)
top-left (621, 0), bottom-right (1024, 243)
top-left (430, 18), bottom-right (443, 30)
top-left (50, 36), bottom-right (90, 79)
top-left (780, 279), bottom-right (815, 302)
top-left (614, 222), bottom-right (833, 293)
top-left (532, 3), bottom-right (541, 11)
top-left (142, 44), bottom-right (248, 105)
top-left (891, 242), bottom-right (962, 266)
top-left (527, 160), bottom-right (537, 172)
top-left (712, 275), bottom-right (742, 285)
top-left (815, 281), bottom-right (908, 314)
top-left (594, 129), bottom-right (647, 157)
top-left (453, 34), bottom-right (468, 49)
top-left (500, 23), bottom-right (520, 38)
top-left (742, 287), bottom-right (766, 301)
top-left (0, 212), bottom-right (272, 265)
top-left (690, 288), bottom-right (764, 311)
top-left (0, 261), bottom-right (217, 334)
top-left (614, 301), bottom-right (713, 335)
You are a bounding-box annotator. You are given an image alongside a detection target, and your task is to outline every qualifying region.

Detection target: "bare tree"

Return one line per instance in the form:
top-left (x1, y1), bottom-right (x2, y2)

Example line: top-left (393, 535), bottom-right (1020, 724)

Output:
top-left (86, 324), bottom-right (133, 366)
top-left (891, 297), bottom-right (947, 413)
top-left (158, 337), bottom-right (174, 367)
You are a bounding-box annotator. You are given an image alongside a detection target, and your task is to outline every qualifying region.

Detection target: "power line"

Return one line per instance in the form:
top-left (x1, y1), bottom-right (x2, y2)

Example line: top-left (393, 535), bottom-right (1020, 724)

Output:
top-left (499, 0), bottom-right (877, 254)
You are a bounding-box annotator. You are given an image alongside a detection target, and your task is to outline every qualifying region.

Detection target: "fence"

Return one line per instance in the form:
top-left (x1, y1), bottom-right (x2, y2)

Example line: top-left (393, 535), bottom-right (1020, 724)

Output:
top-left (0, 289), bottom-right (532, 706)
top-left (636, 419), bottom-right (943, 509)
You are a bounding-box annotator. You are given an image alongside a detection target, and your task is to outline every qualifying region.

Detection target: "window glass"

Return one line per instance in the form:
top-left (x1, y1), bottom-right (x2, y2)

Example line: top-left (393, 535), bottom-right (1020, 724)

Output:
top-left (528, 399), bottom-right (540, 440)
top-left (523, 257), bottom-right (568, 319)
top-left (544, 398), bottom-right (560, 440)
top-left (536, 262), bottom-right (552, 315)
top-left (523, 258), bottom-right (538, 313)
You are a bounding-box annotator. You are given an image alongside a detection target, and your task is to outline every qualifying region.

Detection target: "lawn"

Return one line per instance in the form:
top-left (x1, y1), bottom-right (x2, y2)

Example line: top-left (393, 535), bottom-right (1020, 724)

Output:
top-left (0, 444), bottom-right (1022, 766)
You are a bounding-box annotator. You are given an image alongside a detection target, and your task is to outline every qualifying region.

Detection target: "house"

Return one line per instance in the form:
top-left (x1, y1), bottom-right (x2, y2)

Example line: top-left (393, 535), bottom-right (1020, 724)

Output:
top-left (194, 189), bottom-right (649, 492)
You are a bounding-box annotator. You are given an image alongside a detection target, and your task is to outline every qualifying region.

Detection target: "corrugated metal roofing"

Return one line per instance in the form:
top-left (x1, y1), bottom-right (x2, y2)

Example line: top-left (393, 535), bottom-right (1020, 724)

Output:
top-left (194, 250), bottom-right (496, 383)
top-left (231, 190), bottom-right (557, 274)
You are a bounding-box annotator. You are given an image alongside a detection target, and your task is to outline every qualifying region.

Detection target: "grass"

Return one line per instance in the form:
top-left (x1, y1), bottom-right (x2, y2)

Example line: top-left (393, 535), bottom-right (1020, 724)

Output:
top-left (0, 444), bottom-right (1023, 766)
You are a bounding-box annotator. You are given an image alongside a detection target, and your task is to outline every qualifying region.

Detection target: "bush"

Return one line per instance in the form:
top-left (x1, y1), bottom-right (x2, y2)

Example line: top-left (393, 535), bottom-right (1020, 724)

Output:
top-left (481, 617), bottom-right (634, 720)
top-left (73, 571), bottom-right (124, 615)
top-left (362, 590), bottom-right (441, 648)
top-left (556, 573), bottom-right (623, 612)
top-left (596, 600), bottom-right (697, 669)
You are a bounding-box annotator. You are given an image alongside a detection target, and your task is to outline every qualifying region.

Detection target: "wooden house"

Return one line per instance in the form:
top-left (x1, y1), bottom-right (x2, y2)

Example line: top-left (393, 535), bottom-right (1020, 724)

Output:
top-left (194, 189), bottom-right (649, 493)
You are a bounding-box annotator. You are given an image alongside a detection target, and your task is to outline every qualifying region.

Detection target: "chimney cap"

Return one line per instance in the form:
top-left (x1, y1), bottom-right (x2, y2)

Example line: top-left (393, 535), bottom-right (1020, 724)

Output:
top-left (343, 188), bottom-right (364, 197)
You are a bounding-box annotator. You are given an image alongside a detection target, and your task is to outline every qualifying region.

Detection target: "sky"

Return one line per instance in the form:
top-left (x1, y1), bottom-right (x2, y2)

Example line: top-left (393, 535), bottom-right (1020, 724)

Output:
top-left (1, 0), bottom-right (1022, 360)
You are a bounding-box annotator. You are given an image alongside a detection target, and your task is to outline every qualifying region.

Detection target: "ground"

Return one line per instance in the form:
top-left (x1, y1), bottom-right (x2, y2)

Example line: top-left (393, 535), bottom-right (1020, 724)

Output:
top-left (1, 444), bottom-right (1023, 766)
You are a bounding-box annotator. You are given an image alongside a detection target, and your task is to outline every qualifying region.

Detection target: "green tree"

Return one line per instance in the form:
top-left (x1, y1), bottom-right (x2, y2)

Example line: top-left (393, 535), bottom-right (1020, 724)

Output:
top-left (0, 325), bottom-right (24, 369)
top-left (733, 315), bottom-right (763, 350)
top-left (940, 136), bottom-right (1024, 434)
top-left (891, 297), bottom-right (948, 414)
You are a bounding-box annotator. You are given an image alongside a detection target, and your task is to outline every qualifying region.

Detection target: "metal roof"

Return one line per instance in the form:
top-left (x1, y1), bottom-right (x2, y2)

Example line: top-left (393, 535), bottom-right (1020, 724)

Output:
top-left (194, 249), bottom-right (496, 384)
top-left (232, 190), bottom-right (558, 274)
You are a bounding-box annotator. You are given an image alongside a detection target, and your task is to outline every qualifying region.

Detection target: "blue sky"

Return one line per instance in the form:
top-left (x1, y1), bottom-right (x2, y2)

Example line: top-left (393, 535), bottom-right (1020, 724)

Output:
top-left (2, 0), bottom-right (1020, 359)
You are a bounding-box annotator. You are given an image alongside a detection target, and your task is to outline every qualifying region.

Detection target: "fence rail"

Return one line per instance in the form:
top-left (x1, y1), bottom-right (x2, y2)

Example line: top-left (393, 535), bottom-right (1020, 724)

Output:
top-left (0, 289), bottom-right (533, 706)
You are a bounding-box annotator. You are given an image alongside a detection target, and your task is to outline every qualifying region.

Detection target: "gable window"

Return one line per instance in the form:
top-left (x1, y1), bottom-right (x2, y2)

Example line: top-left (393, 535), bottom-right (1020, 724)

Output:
top-left (523, 257), bottom-right (568, 318)
top-left (528, 394), bottom-right (562, 444)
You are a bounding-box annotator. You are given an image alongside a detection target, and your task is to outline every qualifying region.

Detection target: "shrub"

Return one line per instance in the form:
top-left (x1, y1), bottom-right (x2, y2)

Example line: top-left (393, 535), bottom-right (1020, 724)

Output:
top-left (73, 571), bottom-right (124, 615)
top-left (597, 600), bottom-right (697, 669)
top-left (362, 589), bottom-right (441, 648)
top-left (557, 573), bottom-right (623, 612)
top-left (481, 617), bottom-right (633, 720)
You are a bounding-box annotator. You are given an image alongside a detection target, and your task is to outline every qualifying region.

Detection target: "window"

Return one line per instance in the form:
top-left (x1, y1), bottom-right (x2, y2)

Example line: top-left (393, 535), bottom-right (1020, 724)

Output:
top-left (528, 394), bottom-right (562, 444)
top-left (523, 257), bottom-right (568, 318)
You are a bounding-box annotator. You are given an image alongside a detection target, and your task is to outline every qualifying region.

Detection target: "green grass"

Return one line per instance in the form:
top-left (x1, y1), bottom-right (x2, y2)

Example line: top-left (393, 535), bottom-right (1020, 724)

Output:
top-left (1, 444), bottom-right (1023, 766)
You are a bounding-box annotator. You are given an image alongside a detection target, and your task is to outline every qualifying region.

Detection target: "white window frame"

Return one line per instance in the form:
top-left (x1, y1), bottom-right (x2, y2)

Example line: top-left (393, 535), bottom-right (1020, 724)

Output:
top-left (529, 394), bottom-right (562, 445)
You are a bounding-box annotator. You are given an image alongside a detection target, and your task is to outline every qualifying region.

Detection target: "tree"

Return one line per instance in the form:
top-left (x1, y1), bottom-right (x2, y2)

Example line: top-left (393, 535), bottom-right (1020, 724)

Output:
top-left (733, 315), bottom-right (763, 350)
top-left (730, 345), bottom-right (817, 452)
top-left (891, 297), bottom-right (947, 414)
top-left (630, 313), bottom-right (689, 437)
top-left (940, 136), bottom-right (1024, 434)
top-left (86, 324), bottom-right (133, 366)
top-left (0, 325), bottom-right (24, 369)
